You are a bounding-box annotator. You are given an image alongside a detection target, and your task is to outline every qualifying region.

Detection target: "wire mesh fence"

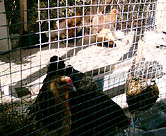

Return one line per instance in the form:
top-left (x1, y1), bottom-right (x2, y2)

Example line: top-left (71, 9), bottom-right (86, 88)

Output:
top-left (0, 0), bottom-right (166, 135)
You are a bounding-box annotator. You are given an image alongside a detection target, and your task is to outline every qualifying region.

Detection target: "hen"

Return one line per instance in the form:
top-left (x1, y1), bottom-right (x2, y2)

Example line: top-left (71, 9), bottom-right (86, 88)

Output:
top-left (28, 75), bottom-right (76, 136)
top-left (19, 29), bottom-right (48, 48)
top-left (92, 9), bottom-right (118, 46)
top-left (42, 55), bottom-right (130, 135)
top-left (125, 58), bottom-right (162, 128)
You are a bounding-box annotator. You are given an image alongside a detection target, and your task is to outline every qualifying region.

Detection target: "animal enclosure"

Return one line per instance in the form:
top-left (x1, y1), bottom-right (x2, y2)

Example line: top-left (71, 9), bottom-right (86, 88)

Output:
top-left (0, 0), bottom-right (166, 135)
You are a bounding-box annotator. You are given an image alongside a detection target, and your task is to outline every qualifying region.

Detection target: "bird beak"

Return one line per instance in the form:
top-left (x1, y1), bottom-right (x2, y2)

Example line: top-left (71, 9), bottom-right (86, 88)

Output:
top-left (70, 84), bottom-right (77, 92)
top-left (65, 76), bottom-right (77, 92)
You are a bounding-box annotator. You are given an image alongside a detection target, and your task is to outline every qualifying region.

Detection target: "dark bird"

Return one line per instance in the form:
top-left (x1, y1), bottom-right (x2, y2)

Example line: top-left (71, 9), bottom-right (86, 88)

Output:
top-left (70, 77), bottom-right (130, 136)
top-left (19, 29), bottom-right (48, 48)
top-left (37, 55), bottom-right (130, 135)
top-left (125, 57), bottom-right (162, 128)
top-left (28, 75), bottom-right (76, 136)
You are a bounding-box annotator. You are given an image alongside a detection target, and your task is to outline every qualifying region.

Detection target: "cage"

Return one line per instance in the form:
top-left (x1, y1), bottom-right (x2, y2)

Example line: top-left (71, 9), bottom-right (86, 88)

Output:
top-left (0, 0), bottom-right (166, 135)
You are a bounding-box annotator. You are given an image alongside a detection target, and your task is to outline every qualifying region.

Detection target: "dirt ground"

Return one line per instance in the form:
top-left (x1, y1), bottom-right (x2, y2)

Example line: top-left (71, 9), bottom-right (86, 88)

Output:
top-left (0, 30), bottom-right (135, 97)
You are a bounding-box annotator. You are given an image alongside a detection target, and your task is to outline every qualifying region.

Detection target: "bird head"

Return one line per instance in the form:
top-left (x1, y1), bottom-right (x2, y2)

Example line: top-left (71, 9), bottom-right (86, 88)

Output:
top-left (50, 76), bottom-right (76, 99)
top-left (58, 76), bottom-right (77, 92)
top-left (64, 76), bottom-right (76, 91)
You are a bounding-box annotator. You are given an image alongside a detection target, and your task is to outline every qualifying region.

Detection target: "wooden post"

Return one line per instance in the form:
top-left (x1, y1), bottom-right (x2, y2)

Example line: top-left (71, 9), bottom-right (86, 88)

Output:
top-left (0, 0), bottom-right (11, 53)
top-left (20, 0), bottom-right (27, 31)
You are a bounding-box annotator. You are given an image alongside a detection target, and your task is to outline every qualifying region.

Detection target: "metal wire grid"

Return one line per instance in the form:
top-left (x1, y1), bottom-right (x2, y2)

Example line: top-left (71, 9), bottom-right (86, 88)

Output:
top-left (36, 0), bottom-right (157, 46)
top-left (0, 0), bottom-right (166, 135)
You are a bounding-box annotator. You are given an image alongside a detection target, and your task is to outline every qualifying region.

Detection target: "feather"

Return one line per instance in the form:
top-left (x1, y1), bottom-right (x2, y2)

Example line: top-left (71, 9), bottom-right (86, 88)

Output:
top-left (28, 75), bottom-right (76, 136)
top-left (126, 59), bottom-right (162, 114)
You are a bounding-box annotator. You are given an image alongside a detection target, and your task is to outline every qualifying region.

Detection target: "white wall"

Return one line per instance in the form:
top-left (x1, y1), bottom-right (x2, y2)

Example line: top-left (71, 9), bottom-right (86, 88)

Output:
top-left (0, 0), bottom-right (11, 53)
top-left (155, 0), bottom-right (166, 32)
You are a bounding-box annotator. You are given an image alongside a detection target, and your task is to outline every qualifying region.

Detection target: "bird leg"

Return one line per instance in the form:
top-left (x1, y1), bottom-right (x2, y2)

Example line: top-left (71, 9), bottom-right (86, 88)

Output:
top-left (135, 116), bottom-right (142, 126)
top-left (134, 112), bottom-right (143, 128)
top-left (130, 113), bottom-right (143, 129)
top-left (129, 114), bottom-right (135, 128)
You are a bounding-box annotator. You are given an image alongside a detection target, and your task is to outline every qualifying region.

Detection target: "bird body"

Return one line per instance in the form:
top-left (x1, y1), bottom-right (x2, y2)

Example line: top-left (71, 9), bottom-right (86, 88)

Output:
top-left (30, 55), bottom-right (130, 135)
top-left (46, 55), bottom-right (130, 135)
top-left (125, 58), bottom-right (162, 128)
top-left (28, 75), bottom-right (76, 136)
top-left (70, 77), bottom-right (130, 136)
top-left (126, 76), bottom-right (159, 114)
